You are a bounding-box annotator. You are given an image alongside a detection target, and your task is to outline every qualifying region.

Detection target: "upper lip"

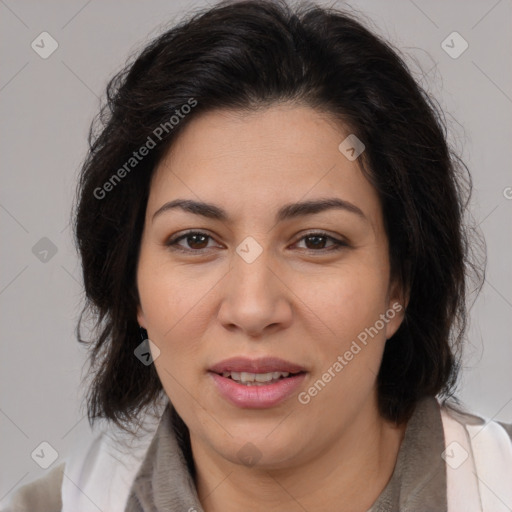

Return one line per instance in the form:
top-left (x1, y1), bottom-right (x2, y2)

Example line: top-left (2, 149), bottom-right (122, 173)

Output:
top-left (209, 357), bottom-right (306, 374)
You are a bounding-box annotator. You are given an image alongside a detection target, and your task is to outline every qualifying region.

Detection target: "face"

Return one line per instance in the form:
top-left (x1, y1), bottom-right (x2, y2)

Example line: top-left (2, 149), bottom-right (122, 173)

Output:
top-left (136, 104), bottom-right (405, 469)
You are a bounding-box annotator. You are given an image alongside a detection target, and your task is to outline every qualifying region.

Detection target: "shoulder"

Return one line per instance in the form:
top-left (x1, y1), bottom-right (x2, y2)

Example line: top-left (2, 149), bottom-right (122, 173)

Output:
top-left (60, 406), bottom-right (166, 512)
top-left (438, 397), bottom-right (512, 512)
top-left (3, 405), bottom-right (167, 512)
top-left (2, 462), bottom-right (65, 512)
top-left (439, 397), bottom-right (512, 444)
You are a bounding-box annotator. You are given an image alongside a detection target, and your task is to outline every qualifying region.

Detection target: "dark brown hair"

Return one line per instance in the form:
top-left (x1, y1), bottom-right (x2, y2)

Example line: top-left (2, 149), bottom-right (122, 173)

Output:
top-left (73, 0), bottom-right (484, 435)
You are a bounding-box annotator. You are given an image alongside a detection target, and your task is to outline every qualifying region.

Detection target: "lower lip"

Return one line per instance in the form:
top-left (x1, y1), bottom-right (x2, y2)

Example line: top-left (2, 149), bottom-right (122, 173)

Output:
top-left (209, 372), bottom-right (307, 409)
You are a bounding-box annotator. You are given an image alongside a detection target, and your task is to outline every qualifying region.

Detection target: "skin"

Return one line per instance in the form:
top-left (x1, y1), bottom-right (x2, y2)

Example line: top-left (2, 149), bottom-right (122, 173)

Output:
top-left (136, 104), bottom-right (408, 512)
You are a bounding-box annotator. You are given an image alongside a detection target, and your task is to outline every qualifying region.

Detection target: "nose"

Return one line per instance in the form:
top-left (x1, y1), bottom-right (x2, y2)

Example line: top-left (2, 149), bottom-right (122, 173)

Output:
top-left (216, 246), bottom-right (293, 338)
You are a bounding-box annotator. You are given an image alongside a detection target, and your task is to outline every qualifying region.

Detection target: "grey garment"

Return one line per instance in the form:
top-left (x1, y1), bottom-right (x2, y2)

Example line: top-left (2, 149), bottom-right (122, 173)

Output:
top-left (367, 396), bottom-right (447, 512)
top-left (124, 405), bottom-right (202, 512)
top-left (125, 396), bottom-right (446, 512)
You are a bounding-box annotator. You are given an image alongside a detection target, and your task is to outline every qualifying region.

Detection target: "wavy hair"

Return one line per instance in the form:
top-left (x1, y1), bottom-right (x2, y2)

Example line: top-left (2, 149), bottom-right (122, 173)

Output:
top-left (73, 0), bottom-right (484, 436)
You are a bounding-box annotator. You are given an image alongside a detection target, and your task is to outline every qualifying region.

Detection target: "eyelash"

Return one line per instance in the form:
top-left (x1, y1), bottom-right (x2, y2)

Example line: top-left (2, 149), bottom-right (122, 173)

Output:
top-left (165, 230), bottom-right (348, 254)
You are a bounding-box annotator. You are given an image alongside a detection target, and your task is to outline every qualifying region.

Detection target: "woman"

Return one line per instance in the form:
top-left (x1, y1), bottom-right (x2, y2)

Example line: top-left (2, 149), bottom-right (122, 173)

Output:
top-left (5, 0), bottom-right (512, 511)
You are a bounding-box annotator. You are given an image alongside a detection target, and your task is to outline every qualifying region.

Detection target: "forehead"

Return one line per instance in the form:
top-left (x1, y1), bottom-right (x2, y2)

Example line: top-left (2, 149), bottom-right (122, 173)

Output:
top-left (148, 105), bottom-right (382, 229)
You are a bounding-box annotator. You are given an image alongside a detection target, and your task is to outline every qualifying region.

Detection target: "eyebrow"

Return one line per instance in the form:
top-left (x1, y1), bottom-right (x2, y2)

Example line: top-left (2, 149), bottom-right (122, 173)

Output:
top-left (152, 197), bottom-right (367, 224)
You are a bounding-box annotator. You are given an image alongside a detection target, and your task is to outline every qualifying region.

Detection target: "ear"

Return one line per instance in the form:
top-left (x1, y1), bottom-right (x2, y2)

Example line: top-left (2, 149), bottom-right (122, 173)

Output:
top-left (137, 304), bottom-right (146, 329)
top-left (384, 279), bottom-right (409, 340)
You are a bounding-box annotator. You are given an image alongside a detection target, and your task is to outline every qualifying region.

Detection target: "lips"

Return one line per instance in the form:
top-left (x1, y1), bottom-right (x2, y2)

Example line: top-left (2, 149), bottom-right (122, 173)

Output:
top-left (209, 356), bottom-right (306, 374)
top-left (208, 357), bottom-right (307, 408)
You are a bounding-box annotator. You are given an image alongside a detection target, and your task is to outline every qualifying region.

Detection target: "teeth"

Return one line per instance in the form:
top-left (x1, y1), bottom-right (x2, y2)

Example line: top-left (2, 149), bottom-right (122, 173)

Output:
top-left (221, 371), bottom-right (291, 385)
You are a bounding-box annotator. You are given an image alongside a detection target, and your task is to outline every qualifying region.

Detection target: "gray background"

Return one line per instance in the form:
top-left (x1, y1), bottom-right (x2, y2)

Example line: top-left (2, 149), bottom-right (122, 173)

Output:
top-left (1, 0), bottom-right (511, 504)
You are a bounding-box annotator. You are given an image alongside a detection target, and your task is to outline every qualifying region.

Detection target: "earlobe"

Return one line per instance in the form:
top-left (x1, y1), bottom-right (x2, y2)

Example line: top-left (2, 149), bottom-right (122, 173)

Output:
top-left (137, 305), bottom-right (146, 329)
top-left (384, 301), bottom-right (406, 340)
top-left (385, 278), bottom-right (409, 340)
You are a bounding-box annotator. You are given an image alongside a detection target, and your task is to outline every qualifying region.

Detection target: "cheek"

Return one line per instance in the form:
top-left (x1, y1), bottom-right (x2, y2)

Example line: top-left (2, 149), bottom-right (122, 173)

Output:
top-left (137, 256), bottom-right (224, 389)
top-left (138, 253), bottom-right (215, 334)
top-left (141, 280), bottom-right (207, 413)
top-left (298, 264), bottom-right (389, 346)
top-left (298, 271), bottom-right (389, 405)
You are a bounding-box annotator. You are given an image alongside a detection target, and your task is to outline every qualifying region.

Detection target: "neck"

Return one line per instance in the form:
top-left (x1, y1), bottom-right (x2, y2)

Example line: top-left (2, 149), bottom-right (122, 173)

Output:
top-left (192, 398), bottom-right (406, 512)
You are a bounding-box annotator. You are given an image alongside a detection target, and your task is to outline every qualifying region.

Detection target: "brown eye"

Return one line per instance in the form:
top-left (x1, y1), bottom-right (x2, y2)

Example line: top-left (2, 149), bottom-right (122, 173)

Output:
top-left (166, 231), bottom-right (217, 252)
top-left (294, 232), bottom-right (347, 252)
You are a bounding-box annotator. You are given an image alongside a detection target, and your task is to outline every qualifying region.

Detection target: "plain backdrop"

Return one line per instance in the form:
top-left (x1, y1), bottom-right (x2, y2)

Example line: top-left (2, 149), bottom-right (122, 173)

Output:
top-left (1, 0), bottom-right (511, 504)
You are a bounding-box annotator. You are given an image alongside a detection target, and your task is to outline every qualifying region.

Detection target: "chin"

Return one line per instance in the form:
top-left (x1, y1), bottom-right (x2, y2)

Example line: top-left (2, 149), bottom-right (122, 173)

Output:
top-left (213, 429), bottom-right (306, 469)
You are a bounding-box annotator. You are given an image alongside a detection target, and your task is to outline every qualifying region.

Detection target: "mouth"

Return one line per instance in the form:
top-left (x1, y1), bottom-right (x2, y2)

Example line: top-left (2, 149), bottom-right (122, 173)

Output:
top-left (209, 356), bottom-right (306, 375)
top-left (208, 357), bottom-right (307, 408)
top-left (215, 370), bottom-right (305, 386)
